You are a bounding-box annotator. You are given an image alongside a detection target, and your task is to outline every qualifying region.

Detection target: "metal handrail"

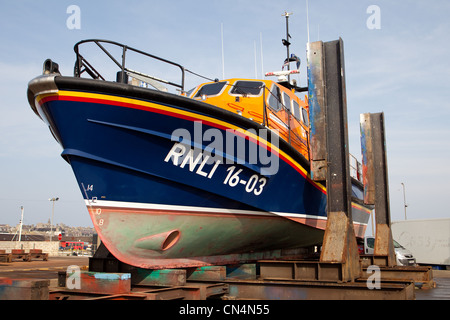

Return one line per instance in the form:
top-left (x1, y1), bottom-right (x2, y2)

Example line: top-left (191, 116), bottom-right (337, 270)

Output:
top-left (263, 85), bottom-right (308, 146)
top-left (71, 40), bottom-right (313, 157)
top-left (73, 39), bottom-right (186, 91)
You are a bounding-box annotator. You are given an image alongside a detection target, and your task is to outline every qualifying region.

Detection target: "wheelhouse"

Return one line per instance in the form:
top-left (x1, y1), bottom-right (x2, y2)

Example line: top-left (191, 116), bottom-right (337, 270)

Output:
top-left (188, 79), bottom-right (310, 160)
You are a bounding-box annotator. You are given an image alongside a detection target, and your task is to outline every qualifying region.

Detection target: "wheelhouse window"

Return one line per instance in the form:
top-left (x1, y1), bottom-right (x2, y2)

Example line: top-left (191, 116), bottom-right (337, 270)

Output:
top-left (292, 100), bottom-right (301, 121)
top-left (282, 92), bottom-right (290, 111)
top-left (301, 108), bottom-right (309, 127)
top-left (194, 81), bottom-right (227, 98)
top-left (185, 87), bottom-right (196, 97)
top-left (267, 85), bottom-right (282, 111)
top-left (229, 81), bottom-right (264, 96)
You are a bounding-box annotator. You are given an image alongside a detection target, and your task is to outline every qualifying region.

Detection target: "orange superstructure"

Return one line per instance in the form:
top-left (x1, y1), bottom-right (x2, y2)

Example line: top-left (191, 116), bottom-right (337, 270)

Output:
top-left (188, 78), bottom-right (310, 160)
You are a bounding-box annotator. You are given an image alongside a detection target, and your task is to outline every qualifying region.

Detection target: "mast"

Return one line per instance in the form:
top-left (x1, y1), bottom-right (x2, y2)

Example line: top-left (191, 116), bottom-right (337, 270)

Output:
top-left (282, 12), bottom-right (293, 82)
top-left (266, 12), bottom-right (306, 92)
top-left (18, 206), bottom-right (24, 246)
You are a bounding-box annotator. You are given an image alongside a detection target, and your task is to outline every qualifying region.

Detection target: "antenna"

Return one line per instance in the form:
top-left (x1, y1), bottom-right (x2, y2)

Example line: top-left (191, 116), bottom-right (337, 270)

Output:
top-left (254, 41), bottom-right (258, 79)
top-left (260, 32), bottom-right (264, 79)
top-left (221, 23), bottom-right (225, 79)
top-left (306, 0), bottom-right (310, 44)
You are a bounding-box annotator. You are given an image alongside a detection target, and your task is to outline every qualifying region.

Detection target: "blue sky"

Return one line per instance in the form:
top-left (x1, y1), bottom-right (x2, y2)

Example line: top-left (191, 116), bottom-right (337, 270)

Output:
top-left (0, 1), bottom-right (449, 230)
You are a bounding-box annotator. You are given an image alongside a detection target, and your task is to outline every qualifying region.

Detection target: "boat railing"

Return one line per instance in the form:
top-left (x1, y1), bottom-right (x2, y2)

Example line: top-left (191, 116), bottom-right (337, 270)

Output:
top-left (262, 84), bottom-right (363, 182)
top-left (262, 85), bottom-right (309, 156)
top-left (73, 39), bottom-right (186, 92)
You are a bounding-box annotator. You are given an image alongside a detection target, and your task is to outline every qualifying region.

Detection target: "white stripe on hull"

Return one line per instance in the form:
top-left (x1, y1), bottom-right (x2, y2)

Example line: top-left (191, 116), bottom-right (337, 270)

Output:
top-left (83, 199), bottom-right (371, 225)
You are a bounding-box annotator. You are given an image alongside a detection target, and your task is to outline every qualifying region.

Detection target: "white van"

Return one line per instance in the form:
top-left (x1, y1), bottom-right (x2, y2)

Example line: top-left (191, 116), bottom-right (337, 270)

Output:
top-left (360, 236), bottom-right (416, 266)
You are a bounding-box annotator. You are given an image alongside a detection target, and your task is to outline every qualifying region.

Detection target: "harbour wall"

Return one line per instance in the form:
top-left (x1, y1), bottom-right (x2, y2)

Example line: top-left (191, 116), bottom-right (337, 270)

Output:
top-left (0, 241), bottom-right (59, 256)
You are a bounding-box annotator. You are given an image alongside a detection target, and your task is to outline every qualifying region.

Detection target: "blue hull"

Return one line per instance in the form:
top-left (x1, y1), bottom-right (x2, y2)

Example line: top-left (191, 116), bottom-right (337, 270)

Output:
top-left (28, 76), bottom-right (370, 268)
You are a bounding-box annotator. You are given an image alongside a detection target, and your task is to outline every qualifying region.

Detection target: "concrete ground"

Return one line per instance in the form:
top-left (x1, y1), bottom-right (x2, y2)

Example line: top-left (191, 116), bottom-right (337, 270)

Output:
top-left (415, 269), bottom-right (450, 300)
top-left (0, 257), bottom-right (449, 300)
top-left (0, 256), bottom-right (89, 288)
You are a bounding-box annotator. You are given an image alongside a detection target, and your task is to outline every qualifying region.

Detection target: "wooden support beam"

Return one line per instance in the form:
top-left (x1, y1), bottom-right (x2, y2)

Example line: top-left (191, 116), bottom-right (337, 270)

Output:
top-left (307, 39), bottom-right (361, 281)
top-left (307, 41), bottom-right (327, 181)
top-left (360, 112), bottom-right (396, 266)
top-left (0, 279), bottom-right (49, 300)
